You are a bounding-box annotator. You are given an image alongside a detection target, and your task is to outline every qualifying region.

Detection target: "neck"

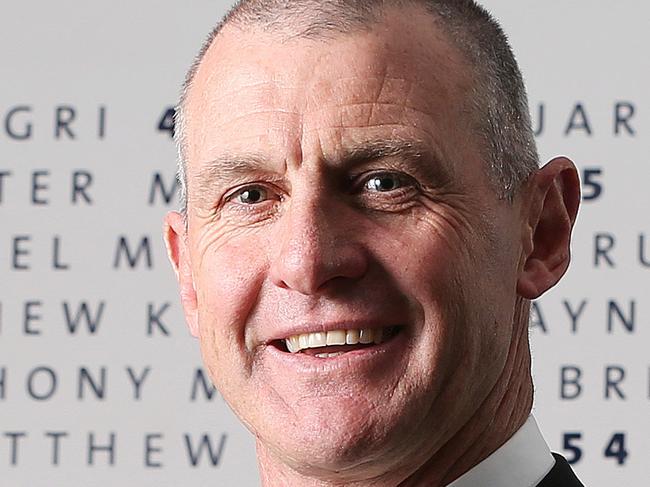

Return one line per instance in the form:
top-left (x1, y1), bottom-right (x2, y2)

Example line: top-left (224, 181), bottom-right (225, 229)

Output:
top-left (257, 301), bottom-right (534, 487)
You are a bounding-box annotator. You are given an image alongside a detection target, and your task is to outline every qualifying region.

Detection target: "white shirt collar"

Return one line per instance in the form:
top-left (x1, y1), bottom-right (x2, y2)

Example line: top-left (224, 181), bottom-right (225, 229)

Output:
top-left (446, 415), bottom-right (555, 487)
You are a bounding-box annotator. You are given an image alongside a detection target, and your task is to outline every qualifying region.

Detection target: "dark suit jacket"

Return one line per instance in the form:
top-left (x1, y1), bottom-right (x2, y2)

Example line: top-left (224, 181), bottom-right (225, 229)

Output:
top-left (537, 453), bottom-right (584, 487)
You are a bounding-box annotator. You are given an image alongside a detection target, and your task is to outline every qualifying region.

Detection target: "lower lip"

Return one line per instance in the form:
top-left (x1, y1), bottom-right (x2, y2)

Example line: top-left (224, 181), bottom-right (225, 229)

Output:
top-left (261, 328), bottom-right (409, 374)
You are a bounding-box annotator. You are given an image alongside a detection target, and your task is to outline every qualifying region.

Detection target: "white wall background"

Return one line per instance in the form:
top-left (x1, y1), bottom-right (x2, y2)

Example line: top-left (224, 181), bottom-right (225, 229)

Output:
top-left (1, 1), bottom-right (648, 485)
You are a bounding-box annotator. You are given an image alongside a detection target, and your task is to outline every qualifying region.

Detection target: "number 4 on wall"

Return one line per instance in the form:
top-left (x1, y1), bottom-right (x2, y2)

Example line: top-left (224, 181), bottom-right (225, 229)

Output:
top-left (157, 106), bottom-right (175, 138)
top-left (604, 433), bottom-right (628, 466)
top-left (562, 432), bottom-right (629, 465)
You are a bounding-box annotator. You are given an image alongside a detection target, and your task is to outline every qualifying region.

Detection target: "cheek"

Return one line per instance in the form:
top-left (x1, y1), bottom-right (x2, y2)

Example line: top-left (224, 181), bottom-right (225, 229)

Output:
top-left (192, 230), bottom-right (269, 381)
top-left (371, 208), bottom-right (507, 361)
top-left (193, 221), bottom-right (269, 315)
top-left (364, 213), bottom-right (471, 362)
top-left (369, 210), bottom-right (472, 304)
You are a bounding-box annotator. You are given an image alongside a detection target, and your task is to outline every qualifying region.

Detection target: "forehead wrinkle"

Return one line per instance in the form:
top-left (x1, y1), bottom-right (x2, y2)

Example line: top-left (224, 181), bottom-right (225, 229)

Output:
top-left (209, 108), bottom-right (302, 133)
top-left (197, 80), bottom-right (288, 108)
top-left (191, 81), bottom-right (270, 114)
top-left (301, 123), bottom-right (448, 157)
top-left (201, 83), bottom-right (307, 119)
top-left (328, 101), bottom-right (436, 121)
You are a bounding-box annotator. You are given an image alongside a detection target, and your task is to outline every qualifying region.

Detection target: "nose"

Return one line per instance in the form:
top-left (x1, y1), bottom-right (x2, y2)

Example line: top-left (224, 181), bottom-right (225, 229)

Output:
top-left (269, 197), bottom-right (368, 295)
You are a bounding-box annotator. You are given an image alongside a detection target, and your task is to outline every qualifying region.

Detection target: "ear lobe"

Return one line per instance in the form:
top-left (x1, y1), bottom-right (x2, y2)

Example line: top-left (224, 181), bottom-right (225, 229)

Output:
top-left (517, 157), bottom-right (581, 299)
top-left (163, 211), bottom-right (199, 337)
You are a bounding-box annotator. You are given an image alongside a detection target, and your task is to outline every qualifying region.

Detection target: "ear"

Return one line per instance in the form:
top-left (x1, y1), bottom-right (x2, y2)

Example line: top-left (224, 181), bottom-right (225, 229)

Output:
top-left (517, 157), bottom-right (581, 299)
top-left (163, 211), bottom-right (199, 337)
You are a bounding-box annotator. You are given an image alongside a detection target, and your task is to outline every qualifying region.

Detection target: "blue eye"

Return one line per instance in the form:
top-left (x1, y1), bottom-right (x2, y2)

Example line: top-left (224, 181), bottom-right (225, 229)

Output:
top-left (365, 173), bottom-right (403, 192)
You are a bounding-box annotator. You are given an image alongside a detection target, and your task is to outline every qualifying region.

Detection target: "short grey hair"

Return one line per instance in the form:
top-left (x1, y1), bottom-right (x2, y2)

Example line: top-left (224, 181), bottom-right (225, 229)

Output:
top-left (174, 0), bottom-right (539, 215)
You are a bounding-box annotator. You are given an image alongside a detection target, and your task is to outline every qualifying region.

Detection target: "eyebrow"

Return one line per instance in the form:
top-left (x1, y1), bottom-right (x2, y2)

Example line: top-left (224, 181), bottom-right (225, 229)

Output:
top-left (345, 138), bottom-right (426, 162)
top-left (337, 138), bottom-right (451, 180)
top-left (191, 153), bottom-right (272, 208)
top-left (191, 138), bottom-right (451, 208)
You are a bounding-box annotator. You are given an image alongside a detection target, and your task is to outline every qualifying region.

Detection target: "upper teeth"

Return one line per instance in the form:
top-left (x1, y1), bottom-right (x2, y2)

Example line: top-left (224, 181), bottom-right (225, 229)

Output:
top-left (285, 328), bottom-right (383, 353)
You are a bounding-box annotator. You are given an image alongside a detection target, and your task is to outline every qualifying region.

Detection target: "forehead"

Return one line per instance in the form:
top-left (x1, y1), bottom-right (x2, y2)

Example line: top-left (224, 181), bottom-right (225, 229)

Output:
top-left (184, 6), bottom-right (475, 174)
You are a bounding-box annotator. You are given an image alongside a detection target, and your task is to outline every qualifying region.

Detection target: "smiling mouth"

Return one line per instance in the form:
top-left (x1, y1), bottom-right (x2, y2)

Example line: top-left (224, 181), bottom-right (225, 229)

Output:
top-left (272, 326), bottom-right (403, 358)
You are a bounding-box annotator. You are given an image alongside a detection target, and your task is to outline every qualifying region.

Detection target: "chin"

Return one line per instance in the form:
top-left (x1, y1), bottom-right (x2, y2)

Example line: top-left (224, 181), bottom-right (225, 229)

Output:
top-left (254, 393), bottom-right (426, 481)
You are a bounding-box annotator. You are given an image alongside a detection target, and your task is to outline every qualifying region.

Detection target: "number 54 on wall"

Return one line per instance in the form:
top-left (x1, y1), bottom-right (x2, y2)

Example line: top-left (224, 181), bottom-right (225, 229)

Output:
top-left (562, 432), bottom-right (628, 466)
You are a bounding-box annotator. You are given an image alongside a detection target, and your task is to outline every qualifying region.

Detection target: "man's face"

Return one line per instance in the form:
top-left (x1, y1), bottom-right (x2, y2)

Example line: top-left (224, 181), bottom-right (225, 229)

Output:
top-left (173, 9), bottom-right (527, 477)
